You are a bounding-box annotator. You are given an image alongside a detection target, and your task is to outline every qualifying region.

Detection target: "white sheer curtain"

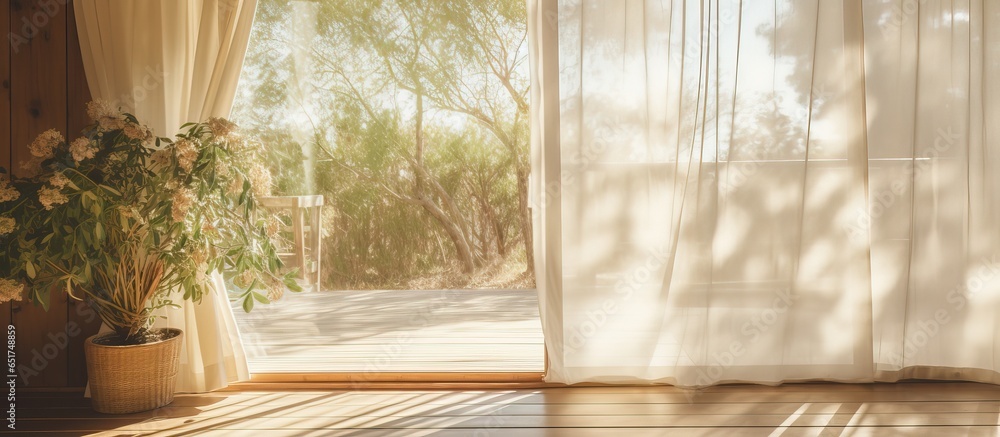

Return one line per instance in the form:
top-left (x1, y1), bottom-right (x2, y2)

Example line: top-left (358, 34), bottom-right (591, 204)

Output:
top-left (865, 0), bottom-right (1000, 383)
top-left (530, 0), bottom-right (1000, 386)
top-left (74, 0), bottom-right (257, 392)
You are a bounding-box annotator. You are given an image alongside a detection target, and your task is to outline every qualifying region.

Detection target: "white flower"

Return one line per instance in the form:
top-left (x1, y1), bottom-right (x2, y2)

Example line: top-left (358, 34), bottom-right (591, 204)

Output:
top-left (216, 161), bottom-right (231, 178)
top-left (123, 123), bottom-right (150, 141)
top-left (267, 277), bottom-right (285, 301)
top-left (207, 117), bottom-right (238, 139)
top-left (174, 139), bottom-right (199, 173)
top-left (28, 129), bottom-right (63, 159)
top-left (38, 186), bottom-right (69, 210)
top-left (0, 279), bottom-right (22, 304)
top-left (98, 115), bottom-right (125, 131)
top-left (69, 137), bottom-right (98, 162)
top-left (266, 216), bottom-right (282, 238)
top-left (247, 163), bottom-right (272, 198)
top-left (227, 176), bottom-right (244, 196)
top-left (86, 100), bottom-right (118, 122)
top-left (171, 188), bottom-right (195, 222)
top-left (0, 217), bottom-right (14, 235)
top-left (228, 135), bottom-right (251, 153)
top-left (0, 177), bottom-right (18, 203)
top-left (236, 270), bottom-right (255, 288)
top-left (49, 172), bottom-right (70, 189)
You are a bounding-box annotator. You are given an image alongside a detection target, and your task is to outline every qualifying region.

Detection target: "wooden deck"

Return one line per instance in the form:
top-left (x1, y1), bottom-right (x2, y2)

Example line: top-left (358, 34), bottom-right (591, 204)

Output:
top-left (231, 289), bottom-right (544, 373)
top-left (19, 382), bottom-right (1000, 435)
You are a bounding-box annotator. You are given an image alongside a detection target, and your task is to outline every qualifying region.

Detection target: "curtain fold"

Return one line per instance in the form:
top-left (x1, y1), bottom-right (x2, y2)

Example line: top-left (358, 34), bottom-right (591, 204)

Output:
top-left (531, 0), bottom-right (1000, 387)
top-left (528, 0), bottom-right (567, 380)
top-left (74, 0), bottom-right (257, 393)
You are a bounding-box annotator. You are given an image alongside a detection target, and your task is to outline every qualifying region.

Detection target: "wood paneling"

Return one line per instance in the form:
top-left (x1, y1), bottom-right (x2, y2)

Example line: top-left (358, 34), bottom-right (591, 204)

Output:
top-left (14, 382), bottom-right (1000, 435)
top-left (5, 0), bottom-right (89, 388)
top-left (10, 0), bottom-right (66, 173)
top-left (10, 0), bottom-right (68, 389)
top-left (1, 0), bottom-right (14, 334)
top-left (1, 0), bottom-right (10, 172)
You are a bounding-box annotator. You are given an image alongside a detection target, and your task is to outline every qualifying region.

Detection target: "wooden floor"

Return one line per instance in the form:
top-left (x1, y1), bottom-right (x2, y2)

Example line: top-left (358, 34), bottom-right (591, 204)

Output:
top-left (19, 382), bottom-right (1000, 435)
top-left (231, 289), bottom-right (544, 373)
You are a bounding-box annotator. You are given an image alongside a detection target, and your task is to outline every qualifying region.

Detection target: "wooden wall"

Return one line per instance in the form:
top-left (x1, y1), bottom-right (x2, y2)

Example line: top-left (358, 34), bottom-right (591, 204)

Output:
top-left (1, 0), bottom-right (100, 389)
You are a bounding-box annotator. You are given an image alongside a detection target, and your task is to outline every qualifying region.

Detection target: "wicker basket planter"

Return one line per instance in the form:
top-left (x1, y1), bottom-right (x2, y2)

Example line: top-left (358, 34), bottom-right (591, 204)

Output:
top-left (84, 328), bottom-right (183, 414)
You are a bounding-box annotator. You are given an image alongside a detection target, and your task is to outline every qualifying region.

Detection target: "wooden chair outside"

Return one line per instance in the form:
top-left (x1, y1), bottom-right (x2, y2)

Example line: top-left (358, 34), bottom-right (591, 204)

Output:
top-left (259, 195), bottom-right (324, 287)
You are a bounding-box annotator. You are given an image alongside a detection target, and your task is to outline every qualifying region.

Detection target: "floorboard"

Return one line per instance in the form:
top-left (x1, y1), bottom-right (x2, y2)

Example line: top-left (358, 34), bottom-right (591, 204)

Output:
top-left (14, 382), bottom-right (1000, 436)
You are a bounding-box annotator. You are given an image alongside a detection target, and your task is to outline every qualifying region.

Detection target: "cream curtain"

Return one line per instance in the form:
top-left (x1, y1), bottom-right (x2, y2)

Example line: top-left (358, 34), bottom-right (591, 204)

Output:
top-left (74, 0), bottom-right (257, 392)
top-left (530, 0), bottom-right (1000, 386)
top-left (865, 0), bottom-right (1000, 383)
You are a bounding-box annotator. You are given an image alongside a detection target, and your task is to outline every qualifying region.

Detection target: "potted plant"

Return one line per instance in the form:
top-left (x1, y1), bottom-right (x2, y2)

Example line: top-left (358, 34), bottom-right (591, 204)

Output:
top-left (0, 100), bottom-right (300, 414)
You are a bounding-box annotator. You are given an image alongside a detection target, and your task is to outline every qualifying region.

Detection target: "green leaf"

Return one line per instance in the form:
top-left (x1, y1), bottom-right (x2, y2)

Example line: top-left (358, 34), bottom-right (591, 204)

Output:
top-left (36, 287), bottom-right (49, 311)
top-left (284, 275), bottom-right (303, 293)
top-left (251, 291), bottom-right (269, 304)
top-left (25, 261), bottom-right (36, 279)
top-left (242, 296), bottom-right (254, 313)
top-left (99, 185), bottom-right (122, 196)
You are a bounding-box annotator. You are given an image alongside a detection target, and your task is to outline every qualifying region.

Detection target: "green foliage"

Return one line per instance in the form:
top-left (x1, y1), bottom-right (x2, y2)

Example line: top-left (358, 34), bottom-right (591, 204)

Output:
top-left (0, 104), bottom-right (299, 344)
top-left (231, 0), bottom-right (533, 289)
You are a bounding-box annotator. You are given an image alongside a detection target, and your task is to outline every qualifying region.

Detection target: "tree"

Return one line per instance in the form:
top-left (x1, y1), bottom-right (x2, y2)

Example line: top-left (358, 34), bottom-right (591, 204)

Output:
top-left (231, 0), bottom-right (532, 287)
